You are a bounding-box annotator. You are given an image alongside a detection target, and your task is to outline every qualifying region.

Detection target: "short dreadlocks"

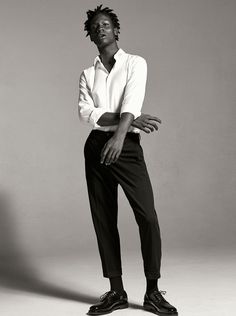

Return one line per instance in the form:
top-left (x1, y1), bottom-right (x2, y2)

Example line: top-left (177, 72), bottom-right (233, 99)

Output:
top-left (84, 4), bottom-right (120, 41)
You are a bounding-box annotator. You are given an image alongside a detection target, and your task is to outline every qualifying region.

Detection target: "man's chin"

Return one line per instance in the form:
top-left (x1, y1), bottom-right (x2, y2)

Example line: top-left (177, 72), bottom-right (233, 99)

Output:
top-left (96, 40), bottom-right (110, 49)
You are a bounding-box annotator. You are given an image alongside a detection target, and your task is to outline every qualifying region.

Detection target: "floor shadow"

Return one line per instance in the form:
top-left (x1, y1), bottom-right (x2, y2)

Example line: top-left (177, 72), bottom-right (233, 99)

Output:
top-left (129, 302), bottom-right (144, 310)
top-left (0, 264), bottom-right (97, 304)
top-left (0, 193), bottom-right (97, 304)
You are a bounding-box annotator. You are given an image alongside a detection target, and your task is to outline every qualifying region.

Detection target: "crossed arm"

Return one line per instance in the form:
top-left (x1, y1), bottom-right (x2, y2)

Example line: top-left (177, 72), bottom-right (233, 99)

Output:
top-left (97, 112), bottom-right (161, 133)
top-left (99, 112), bottom-right (162, 165)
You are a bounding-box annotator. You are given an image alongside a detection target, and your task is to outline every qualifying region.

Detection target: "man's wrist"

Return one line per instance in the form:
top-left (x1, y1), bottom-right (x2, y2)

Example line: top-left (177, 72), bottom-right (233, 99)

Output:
top-left (113, 130), bottom-right (127, 141)
top-left (115, 113), bottom-right (134, 138)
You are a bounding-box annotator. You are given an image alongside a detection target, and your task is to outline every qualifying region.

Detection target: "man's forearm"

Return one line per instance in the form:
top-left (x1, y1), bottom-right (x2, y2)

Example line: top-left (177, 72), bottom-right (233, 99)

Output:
top-left (97, 111), bottom-right (136, 127)
top-left (97, 112), bottom-right (120, 126)
top-left (96, 112), bottom-right (162, 134)
top-left (113, 112), bottom-right (134, 140)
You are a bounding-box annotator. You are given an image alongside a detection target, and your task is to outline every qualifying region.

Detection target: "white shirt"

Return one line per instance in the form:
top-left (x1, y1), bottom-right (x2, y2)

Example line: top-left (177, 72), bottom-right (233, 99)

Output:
top-left (78, 48), bottom-right (147, 133)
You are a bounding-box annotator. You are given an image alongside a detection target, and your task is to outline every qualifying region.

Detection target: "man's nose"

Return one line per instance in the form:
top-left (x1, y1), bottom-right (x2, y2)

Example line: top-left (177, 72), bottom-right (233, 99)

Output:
top-left (96, 25), bottom-right (104, 33)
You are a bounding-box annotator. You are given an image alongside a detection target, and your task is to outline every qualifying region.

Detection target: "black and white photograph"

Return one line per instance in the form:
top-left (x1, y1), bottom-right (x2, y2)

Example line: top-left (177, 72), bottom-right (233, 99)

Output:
top-left (0, 1), bottom-right (235, 315)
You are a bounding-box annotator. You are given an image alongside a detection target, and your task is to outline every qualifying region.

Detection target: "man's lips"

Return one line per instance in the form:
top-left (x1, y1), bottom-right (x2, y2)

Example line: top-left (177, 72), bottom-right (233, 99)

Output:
top-left (97, 33), bottom-right (106, 39)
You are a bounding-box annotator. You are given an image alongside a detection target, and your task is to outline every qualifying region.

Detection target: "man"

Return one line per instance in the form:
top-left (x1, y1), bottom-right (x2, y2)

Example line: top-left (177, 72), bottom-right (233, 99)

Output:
top-left (78, 5), bottom-right (178, 315)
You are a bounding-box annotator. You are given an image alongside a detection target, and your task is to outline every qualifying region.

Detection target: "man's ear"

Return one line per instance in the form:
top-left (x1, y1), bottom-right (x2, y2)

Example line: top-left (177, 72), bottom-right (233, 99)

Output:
top-left (114, 27), bottom-right (118, 37)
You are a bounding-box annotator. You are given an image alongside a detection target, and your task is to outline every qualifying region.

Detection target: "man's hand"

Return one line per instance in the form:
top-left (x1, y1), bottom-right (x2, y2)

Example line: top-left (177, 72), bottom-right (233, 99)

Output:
top-left (132, 114), bottom-right (162, 133)
top-left (100, 112), bottom-right (134, 165)
top-left (100, 136), bottom-right (124, 165)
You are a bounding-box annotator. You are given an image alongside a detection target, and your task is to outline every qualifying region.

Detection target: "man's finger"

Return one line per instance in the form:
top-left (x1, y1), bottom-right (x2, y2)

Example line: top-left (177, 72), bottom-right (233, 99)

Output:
top-left (143, 127), bottom-right (151, 134)
top-left (143, 121), bottom-right (158, 131)
top-left (146, 124), bottom-right (155, 132)
top-left (149, 120), bottom-right (159, 130)
top-left (111, 151), bottom-right (120, 164)
top-left (105, 150), bottom-right (115, 165)
top-left (101, 143), bottom-right (109, 163)
top-left (149, 116), bottom-right (162, 124)
top-left (143, 115), bottom-right (161, 124)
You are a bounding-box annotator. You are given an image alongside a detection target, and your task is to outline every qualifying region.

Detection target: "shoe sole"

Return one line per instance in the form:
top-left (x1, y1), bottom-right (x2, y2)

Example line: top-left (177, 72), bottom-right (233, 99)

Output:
top-left (87, 302), bottom-right (129, 315)
top-left (143, 302), bottom-right (178, 316)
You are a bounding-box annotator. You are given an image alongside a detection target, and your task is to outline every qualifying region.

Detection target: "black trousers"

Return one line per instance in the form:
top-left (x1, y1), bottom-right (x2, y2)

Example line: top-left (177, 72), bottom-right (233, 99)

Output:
top-left (84, 130), bottom-right (162, 279)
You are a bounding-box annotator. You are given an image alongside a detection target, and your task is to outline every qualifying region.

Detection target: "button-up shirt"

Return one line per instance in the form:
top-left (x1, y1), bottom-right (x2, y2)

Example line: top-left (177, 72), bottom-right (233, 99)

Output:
top-left (78, 48), bottom-right (147, 133)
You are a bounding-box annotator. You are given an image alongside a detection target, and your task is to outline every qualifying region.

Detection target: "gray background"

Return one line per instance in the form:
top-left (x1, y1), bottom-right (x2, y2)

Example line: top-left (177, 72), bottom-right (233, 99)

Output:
top-left (0, 0), bottom-right (236, 262)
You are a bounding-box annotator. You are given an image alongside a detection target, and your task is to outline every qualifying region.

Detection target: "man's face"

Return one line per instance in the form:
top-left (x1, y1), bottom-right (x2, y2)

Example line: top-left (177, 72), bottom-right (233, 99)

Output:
top-left (89, 13), bottom-right (118, 48)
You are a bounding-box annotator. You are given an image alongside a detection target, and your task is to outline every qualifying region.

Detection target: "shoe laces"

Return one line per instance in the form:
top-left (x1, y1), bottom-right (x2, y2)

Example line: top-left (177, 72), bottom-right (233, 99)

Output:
top-left (152, 290), bottom-right (167, 302)
top-left (100, 290), bottom-right (116, 302)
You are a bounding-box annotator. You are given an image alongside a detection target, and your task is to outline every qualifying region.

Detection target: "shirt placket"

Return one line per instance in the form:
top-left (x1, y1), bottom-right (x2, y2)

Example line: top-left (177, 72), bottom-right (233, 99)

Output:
top-left (102, 64), bottom-right (113, 112)
top-left (105, 73), bottom-right (110, 111)
top-left (99, 60), bottom-right (116, 115)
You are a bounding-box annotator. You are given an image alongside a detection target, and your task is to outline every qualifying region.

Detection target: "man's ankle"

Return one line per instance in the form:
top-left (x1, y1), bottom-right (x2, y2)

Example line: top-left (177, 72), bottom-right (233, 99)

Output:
top-left (109, 276), bottom-right (124, 294)
top-left (146, 278), bottom-right (158, 293)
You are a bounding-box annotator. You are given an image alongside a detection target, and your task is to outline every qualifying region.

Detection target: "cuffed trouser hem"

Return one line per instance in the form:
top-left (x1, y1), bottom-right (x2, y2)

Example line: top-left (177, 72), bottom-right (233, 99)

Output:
top-left (103, 271), bottom-right (123, 278)
top-left (145, 271), bottom-right (161, 279)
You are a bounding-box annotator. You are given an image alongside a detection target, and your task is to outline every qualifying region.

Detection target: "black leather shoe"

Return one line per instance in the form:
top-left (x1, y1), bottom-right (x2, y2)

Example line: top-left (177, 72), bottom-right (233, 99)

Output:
top-left (87, 290), bottom-right (128, 315)
top-left (143, 290), bottom-right (178, 315)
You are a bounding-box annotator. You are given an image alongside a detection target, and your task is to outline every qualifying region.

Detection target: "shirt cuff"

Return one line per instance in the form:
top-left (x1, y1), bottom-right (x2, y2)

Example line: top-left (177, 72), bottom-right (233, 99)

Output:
top-left (120, 108), bottom-right (141, 120)
top-left (89, 108), bottom-right (106, 127)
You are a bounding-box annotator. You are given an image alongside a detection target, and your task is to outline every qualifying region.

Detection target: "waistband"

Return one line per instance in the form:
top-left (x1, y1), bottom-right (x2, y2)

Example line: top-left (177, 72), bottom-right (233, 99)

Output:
top-left (90, 130), bottom-right (140, 141)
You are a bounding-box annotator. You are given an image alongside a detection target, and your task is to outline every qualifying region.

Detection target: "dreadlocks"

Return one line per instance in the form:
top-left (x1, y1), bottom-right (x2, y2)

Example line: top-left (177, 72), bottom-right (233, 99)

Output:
top-left (84, 4), bottom-right (120, 40)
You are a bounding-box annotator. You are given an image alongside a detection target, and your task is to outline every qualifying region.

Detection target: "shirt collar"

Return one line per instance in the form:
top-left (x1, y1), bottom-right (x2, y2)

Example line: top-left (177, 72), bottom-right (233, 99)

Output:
top-left (93, 48), bottom-right (126, 66)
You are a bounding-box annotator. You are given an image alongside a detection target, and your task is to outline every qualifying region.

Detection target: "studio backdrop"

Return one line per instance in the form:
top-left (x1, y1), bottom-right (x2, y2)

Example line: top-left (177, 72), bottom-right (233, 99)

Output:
top-left (0, 0), bottom-right (235, 260)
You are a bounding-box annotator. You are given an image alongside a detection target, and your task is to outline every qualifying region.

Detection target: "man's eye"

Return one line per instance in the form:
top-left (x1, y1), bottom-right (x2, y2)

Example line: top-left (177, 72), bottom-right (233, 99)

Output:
top-left (90, 22), bottom-right (110, 32)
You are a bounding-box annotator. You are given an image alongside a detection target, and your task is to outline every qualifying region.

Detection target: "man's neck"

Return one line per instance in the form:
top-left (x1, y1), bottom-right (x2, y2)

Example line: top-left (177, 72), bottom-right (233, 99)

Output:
top-left (98, 42), bottom-right (119, 65)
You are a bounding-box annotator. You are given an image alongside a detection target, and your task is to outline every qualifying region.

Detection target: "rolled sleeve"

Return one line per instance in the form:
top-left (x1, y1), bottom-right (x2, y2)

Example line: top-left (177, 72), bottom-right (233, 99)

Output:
top-left (78, 72), bottom-right (105, 127)
top-left (89, 108), bottom-right (106, 127)
top-left (120, 56), bottom-right (147, 119)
